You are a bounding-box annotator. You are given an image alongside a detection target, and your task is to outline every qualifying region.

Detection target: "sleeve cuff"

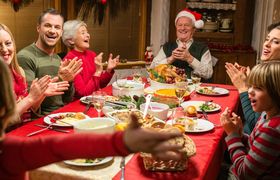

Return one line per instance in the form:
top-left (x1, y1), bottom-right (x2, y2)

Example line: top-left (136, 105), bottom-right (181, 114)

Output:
top-left (189, 57), bottom-right (200, 68)
top-left (113, 131), bottom-right (132, 156)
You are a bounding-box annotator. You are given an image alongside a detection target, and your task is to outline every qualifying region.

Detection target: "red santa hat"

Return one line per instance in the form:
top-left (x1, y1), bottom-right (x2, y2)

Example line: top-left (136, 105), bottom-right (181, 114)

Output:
top-left (175, 9), bottom-right (204, 29)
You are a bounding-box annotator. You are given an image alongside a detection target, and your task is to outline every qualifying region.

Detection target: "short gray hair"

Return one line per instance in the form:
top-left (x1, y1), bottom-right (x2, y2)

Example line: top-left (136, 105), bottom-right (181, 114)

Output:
top-left (62, 20), bottom-right (87, 49)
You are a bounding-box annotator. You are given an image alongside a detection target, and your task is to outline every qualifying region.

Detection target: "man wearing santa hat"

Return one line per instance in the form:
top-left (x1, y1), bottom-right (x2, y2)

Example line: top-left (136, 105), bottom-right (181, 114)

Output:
top-left (151, 9), bottom-right (213, 81)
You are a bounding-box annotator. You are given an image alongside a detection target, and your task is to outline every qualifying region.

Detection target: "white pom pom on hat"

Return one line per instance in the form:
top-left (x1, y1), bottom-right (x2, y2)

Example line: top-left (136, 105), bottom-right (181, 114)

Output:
top-left (175, 9), bottom-right (204, 29)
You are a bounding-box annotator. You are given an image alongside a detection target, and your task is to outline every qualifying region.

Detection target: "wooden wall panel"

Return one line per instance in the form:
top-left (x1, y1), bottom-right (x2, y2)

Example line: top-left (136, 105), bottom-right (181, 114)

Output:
top-left (0, 0), bottom-right (56, 52)
top-left (79, 0), bottom-right (141, 62)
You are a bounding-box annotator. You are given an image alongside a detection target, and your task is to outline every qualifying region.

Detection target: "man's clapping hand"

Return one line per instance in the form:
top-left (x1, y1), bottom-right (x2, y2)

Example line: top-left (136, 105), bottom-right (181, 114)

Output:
top-left (58, 57), bottom-right (83, 82)
top-left (44, 77), bottom-right (70, 97)
top-left (172, 42), bottom-right (194, 64)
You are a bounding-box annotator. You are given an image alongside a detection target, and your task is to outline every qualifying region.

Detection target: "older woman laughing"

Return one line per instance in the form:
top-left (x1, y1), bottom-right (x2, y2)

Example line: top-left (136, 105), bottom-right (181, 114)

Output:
top-left (62, 20), bottom-right (119, 101)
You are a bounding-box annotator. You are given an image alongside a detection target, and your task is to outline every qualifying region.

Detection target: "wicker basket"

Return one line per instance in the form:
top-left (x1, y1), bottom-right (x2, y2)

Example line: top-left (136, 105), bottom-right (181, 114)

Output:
top-left (140, 130), bottom-right (196, 171)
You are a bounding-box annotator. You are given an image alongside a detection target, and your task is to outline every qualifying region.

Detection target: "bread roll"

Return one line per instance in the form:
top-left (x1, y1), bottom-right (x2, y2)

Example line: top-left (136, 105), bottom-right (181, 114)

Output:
top-left (185, 106), bottom-right (197, 117)
top-left (74, 112), bottom-right (86, 120)
top-left (185, 119), bottom-right (194, 131)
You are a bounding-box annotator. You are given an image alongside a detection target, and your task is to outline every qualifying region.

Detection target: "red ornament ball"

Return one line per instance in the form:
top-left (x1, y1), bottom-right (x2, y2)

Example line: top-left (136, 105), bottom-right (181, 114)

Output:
top-left (14, 0), bottom-right (19, 3)
top-left (101, 0), bottom-right (106, 4)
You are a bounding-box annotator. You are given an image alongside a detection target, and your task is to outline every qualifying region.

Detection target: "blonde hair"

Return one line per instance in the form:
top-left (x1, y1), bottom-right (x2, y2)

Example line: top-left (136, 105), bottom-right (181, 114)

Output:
top-left (0, 23), bottom-right (25, 79)
top-left (0, 57), bottom-right (16, 134)
top-left (247, 61), bottom-right (280, 108)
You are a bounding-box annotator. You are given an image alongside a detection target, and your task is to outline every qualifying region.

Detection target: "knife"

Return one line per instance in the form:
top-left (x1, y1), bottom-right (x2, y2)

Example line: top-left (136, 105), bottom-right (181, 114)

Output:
top-left (35, 124), bottom-right (70, 133)
top-left (201, 109), bottom-right (209, 121)
top-left (84, 103), bottom-right (91, 114)
top-left (120, 157), bottom-right (125, 180)
top-left (201, 109), bottom-right (221, 126)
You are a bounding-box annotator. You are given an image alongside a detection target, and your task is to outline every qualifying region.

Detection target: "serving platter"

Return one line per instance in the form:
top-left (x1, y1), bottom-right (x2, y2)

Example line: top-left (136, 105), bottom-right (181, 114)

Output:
top-left (197, 87), bottom-right (229, 96)
top-left (64, 157), bottom-right (114, 166)
top-left (166, 119), bottom-right (214, 133)
top-left (181, 101), bottom-right (221, 112)
top-left (44, 112), bottom-right (90, 127)
top-left (80, 95), bottom-right (119, 104)
top-left (106, 109), bottom-right (165, 124)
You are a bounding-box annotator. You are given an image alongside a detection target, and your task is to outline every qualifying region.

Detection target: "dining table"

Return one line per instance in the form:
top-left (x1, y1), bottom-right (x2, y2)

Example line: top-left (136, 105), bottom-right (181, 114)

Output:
top-left (6, 77), bottom-right (241, 180)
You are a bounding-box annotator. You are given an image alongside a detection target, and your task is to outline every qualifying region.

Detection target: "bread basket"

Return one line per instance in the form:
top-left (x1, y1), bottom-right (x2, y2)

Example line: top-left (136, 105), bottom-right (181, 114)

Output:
top-left (140, 126), bottom-right (196, 171)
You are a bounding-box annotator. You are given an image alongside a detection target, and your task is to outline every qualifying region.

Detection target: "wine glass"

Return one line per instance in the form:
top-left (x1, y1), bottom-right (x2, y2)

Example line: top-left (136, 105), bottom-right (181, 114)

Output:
top-left (92, 91), bottom-right (106, 117)
top-left (174, 81), bottom-right (188, 107)
top-left (116, 75), bottom-right (127, 97)
top-left (191, 71), bottom-right (201, 98)
top-left (132, 66), bottom-right (142, 83)
top-left (145, 63), bottom-right (152, 84)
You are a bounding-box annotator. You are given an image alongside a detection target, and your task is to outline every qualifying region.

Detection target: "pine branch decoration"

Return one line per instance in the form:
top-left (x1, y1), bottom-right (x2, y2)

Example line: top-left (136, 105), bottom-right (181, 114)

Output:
top-left (2, 0), bottom-right (34, 12)
top-left (76, 0), bottom-right (132, 25)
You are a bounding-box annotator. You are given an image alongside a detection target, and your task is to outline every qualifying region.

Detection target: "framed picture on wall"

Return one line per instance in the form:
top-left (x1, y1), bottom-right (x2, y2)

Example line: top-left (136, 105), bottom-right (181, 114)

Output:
top-left (232, 0), bottom-right (237, 3)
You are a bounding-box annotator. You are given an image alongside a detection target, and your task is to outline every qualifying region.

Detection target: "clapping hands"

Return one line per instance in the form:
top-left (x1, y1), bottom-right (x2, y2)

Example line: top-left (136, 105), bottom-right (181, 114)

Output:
top-left (220, 107), bottom-right (243, 138)
top-left (225, 62), bottom-right (250, 93)
top-left (44, 77), bottom-right (69, 97)
top-left (124, 113), bottom-right (183, 160)
top-left (28, 75), bottom-right (51, 102)
top-left (172, 42), bottom-right (194, 64)
top-left (106, 53), bottom-right (119, 73)
top-left (58, 57), bottom-right (83, 82)
top-left (94, 53), bottom-right (103, 76)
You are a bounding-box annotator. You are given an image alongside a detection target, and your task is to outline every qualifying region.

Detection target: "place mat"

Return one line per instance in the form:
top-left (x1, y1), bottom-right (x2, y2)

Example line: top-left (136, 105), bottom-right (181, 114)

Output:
top-left (29, 154), bottom-right (134, 180)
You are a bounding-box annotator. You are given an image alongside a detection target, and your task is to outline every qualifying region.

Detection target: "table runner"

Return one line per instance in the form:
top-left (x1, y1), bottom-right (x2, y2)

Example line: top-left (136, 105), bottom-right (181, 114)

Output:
top-left (7, 79), bottom-right (240, 180)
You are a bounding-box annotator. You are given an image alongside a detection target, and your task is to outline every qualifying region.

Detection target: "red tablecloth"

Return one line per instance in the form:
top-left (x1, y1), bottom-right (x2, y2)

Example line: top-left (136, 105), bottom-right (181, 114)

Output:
top-left (7, 78), bottom-right (240, 180)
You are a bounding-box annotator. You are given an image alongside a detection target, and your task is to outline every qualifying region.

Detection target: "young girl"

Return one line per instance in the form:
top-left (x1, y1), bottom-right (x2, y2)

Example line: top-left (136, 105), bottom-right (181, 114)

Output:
top-left (220, 61), bottom-right (280, 179)
top-left (0, 23), bottom-right (69, 130)
top-left (0, 56), bottom-right (183, 179)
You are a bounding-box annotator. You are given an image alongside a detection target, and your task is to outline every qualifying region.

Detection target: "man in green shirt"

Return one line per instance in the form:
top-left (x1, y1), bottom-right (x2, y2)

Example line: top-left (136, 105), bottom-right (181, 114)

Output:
top-left (18, 8), bottom-right (83, 115)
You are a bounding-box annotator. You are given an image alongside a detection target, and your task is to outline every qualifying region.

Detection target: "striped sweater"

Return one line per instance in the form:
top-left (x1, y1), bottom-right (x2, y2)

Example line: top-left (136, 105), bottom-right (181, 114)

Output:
top-left (226, 113), bottom-right (280, 179)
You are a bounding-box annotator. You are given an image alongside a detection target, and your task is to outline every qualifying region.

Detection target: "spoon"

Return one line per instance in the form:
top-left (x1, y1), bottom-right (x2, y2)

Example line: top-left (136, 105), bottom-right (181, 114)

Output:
top-left (143, 94), bottom-right (152, 119)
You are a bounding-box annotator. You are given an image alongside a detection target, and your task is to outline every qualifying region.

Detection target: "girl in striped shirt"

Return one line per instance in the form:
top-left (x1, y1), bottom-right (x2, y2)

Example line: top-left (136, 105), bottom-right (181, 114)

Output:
top-left (219, 61), bottom-right (280, 180)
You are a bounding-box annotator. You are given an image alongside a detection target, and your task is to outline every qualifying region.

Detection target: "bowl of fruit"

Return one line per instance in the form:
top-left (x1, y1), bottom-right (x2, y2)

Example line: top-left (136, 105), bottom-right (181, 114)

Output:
top-left (149, 64), bottom-right (187, 90)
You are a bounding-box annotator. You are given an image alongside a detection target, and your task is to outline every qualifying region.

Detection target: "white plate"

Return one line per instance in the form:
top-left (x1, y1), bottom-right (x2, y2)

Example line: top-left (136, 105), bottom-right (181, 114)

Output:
top-left (181, 101), bottom-right (221, 112)
top-left (44, 112), bottom-right (90, 127)
top-left (166, 119), bottom-right (214, 132)
top-left (80, 95), bottom-right (119, 104)
top-left (64, 157), bottom-right (114, 166)
top-left (106, 109), bottom-right (165, 123)
top-left (197, 87), bottom-right (229, 96)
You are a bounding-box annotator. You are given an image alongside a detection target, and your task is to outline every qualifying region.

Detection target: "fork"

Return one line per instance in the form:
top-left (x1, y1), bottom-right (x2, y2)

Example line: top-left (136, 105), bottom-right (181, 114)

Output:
top-left (120, 157), bottom-right (125, 180)
top-left (27, 123), bottom-right (54, 137)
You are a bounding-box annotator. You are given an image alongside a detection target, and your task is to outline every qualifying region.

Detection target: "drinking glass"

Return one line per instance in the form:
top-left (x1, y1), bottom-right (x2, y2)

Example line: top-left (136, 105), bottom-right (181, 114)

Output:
top-left (92, 91), bottom-right (106, 117)
top-left (191, 71), bottom-right (201, 98)
top-left (132, 66), bottom-right (142, 83)
top-left (171, 107), bottom-right (187, 131)
top-left (116, 75), bottom-right (127, 97)
top-left (174, 81), bottom-right (188, 107)
top-left (145, 63), bottom-right (152, 84)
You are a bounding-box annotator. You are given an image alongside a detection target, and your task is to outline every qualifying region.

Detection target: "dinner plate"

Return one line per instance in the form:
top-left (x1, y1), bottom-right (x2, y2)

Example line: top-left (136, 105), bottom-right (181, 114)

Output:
top-left (106, 109), bottom-right (165, 123)
top-left (197, 87), bottom-right (229, 96)
top-left (64, 157), bottom-right (114, 166)
top-left (80, 95), bottom-right (119, 104)
top-left (181, 101), bottom-right (221, 112)
top-left (44, 112), bottom-right (90, 127)
top-left (166, 119), bottom-right (214, 133)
